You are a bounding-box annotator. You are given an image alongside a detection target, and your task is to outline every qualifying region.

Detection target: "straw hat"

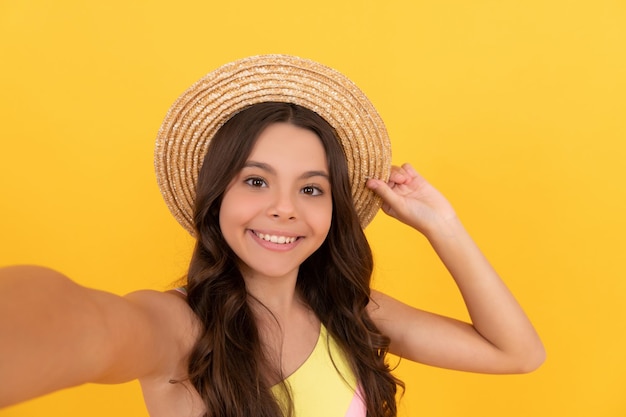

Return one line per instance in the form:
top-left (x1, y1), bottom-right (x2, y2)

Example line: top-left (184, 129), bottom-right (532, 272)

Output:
top-left (155, 54), bottom-right (391, 236)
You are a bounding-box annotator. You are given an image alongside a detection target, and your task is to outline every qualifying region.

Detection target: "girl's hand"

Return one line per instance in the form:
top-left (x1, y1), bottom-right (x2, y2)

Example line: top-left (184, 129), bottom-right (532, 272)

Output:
top-left (366, 165), bottom-right (546, 373)
top-left (366, 163), bottom-right (457, 235)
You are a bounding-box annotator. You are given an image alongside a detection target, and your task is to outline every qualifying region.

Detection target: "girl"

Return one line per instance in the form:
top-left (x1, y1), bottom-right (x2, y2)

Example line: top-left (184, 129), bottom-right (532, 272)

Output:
top-left (0, 55), bottom-right (544, 417)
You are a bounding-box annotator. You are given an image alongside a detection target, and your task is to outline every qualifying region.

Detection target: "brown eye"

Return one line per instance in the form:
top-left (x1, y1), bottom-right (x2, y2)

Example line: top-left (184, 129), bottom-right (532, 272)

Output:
top-left (245, 177), bottom-right (267, 188)
top-left (302, 185), bottom-right (323, 196)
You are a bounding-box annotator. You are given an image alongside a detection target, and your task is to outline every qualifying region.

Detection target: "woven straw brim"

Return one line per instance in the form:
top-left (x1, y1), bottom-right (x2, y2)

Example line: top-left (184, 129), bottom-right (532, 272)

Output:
top-left (155, 55), bottom-right (391, 236)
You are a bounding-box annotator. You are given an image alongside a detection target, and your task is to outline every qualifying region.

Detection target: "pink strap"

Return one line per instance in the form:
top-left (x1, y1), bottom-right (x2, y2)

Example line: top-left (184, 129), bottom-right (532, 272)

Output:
top-left (345, 385), bottom-right (366, 416)
top-left (173, 287), bottom-right (188, 296)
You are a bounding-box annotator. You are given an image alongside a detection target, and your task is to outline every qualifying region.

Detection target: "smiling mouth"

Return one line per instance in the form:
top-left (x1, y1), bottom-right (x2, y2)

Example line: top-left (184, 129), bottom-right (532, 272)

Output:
top-left (253, 231), bottom-right (299, 244)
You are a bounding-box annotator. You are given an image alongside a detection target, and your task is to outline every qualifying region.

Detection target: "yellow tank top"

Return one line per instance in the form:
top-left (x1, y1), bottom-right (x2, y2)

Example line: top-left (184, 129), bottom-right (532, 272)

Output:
top-left (272, 325), bottom-right (366, 416)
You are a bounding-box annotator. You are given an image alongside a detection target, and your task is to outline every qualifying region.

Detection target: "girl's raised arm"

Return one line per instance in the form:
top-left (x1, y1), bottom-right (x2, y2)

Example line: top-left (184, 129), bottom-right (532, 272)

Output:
top-left (366, 164), bottom-right (545, 374)
top-left (0, 265), bottom-right (194, 408)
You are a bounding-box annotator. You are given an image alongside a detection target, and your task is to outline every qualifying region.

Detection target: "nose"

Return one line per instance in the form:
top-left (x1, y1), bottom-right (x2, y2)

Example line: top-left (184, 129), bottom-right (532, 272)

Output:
top-left (268, 189), bottom-right (297, 220)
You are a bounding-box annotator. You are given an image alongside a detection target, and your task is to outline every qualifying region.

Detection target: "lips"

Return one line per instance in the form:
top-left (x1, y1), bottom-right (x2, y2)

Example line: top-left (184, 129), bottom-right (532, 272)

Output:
top-left (252, 231), bottom-right (298, 244)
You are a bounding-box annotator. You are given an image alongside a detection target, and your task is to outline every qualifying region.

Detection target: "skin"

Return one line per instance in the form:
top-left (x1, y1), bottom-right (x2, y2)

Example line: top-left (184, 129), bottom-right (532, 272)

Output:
top-left (0, 123), bottom-right (545, 415)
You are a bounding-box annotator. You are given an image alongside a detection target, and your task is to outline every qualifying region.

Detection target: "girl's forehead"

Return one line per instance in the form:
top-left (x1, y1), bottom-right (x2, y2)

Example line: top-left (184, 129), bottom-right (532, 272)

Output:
top-left (249, 124), bottom-right (326, 158)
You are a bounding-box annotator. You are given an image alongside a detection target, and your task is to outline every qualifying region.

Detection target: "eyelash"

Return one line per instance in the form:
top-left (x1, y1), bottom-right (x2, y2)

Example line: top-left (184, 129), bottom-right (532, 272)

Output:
top-left (244, 177), bottom-right (267, 188)
top-left (244, 177), bottom-right (324, 196)
top-left (302, 185), bottom-right (323, 196)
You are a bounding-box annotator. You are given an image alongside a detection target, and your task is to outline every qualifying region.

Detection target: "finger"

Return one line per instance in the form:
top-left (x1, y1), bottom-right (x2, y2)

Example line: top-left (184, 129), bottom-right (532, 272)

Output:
top-left (389, 165), bottom-right (411, 184)
top-left (399, 163), bottom-right (430, 187)
top-left (401, 163), bottom-right (418, 177)
top-left (366, 178), bottom-right (402, 207)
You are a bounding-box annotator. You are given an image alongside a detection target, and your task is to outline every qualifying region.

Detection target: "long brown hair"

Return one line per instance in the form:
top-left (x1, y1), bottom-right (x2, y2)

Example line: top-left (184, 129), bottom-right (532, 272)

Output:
top-left (185, 102), bottom-right (402, 417)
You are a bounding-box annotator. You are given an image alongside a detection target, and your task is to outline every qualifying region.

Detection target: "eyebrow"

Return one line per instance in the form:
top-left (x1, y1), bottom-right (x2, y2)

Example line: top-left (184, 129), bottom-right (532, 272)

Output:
top-left (243, 161), bottom-right (329, 180)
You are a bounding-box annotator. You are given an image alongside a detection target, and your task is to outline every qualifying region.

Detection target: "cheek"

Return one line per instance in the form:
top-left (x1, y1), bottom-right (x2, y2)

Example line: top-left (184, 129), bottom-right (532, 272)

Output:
top-left (218, 192), bottom-right (240, 237)
top-left (312, 199), bottom-right (333, 234)
top-left (218, 189), bottom-right (261, 243)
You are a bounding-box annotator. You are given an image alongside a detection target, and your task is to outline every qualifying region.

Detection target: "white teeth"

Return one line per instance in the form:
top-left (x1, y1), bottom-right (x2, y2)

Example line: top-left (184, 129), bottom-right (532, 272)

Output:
top-left (256, 232), bottom-right (296, 244)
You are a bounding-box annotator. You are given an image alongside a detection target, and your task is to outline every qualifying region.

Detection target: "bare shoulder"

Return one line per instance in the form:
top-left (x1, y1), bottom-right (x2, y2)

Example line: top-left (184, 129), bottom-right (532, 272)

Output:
top-left (367, 289), bottom-right (415, 319)
top-left (127, 290), bottom-right (206, 416)
top-left (367, 289), bottom-right (454, 361)
top-left (93, 288), bottom-right (201, 383)
top-left (124, 289), bottom-right (201, 360)
top-left (125, 289), bottom-right (196, 326)
top-left (367, 290), bottom-right (414, 342)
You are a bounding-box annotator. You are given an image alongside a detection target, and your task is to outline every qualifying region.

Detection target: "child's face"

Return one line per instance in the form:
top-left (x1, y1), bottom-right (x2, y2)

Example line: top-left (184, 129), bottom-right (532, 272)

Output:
top-left (219, 122), bottom-right (333, 282)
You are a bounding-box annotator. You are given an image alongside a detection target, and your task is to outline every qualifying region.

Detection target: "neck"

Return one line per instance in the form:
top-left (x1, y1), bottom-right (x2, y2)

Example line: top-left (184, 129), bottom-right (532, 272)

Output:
top-left (242, 269), bottom-right (301, 319)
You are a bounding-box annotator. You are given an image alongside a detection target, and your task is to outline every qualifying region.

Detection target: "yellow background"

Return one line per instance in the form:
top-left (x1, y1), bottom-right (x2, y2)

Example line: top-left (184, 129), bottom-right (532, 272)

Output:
top-left (1, 1), bottom-right (625, 416)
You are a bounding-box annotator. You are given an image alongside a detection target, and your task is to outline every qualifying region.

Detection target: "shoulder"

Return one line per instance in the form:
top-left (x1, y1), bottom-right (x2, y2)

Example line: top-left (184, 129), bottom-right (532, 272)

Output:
top-left (125, 289), bottom-right (200, 351)
top-left (128, 290), bottom-right (207, 414)
top-left (367, 290), bottom-right (439, 359)
top-left (367, 289), bottom-right (410, 320)
top-left (118, 289), bottom-right (200, 380)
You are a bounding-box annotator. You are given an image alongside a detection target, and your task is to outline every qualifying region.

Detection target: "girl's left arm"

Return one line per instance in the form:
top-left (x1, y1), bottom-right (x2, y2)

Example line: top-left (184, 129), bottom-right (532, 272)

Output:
top-left (366, 164), bottom-right (545, 374)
